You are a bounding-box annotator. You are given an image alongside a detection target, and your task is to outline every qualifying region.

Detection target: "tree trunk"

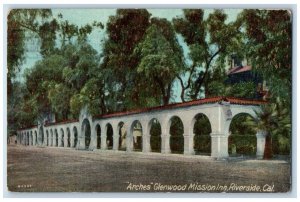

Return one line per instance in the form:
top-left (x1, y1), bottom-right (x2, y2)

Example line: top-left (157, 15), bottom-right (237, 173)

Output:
top-left (263, 133), bottom-right (273, 159)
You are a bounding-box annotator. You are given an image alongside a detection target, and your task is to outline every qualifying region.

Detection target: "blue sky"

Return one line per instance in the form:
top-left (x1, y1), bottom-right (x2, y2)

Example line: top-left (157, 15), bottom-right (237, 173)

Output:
top-left (17, 8), bottom-right (242, 101)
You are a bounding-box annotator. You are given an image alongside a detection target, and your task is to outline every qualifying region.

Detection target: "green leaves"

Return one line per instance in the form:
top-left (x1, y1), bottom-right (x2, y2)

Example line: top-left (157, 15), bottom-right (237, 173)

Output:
top-left (134, 23), bottom-right (184, 105)
top-left (240, 10), bottom-right (291, 105)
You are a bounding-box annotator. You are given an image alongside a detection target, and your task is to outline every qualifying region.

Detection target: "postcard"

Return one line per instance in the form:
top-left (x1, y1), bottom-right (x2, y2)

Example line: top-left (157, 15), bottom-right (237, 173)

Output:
top-left (6, 7), bottom-right (292, 193)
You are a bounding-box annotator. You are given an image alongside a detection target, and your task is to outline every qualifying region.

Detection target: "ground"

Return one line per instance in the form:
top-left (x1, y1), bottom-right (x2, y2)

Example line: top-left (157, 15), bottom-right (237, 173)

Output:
top-left (7, 145), bottom-right (291, 193)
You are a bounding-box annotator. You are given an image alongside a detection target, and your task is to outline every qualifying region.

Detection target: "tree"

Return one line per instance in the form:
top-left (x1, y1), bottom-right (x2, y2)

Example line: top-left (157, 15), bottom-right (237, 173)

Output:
top-left (173, 9), bottom-right (244, 101)
top-left (24, 54), bottom-right (66, 121)
top-left (240, 9), bottom-right (292, 157)
top-left (239, 9), bottom-right (292, 105)
top-left (245, 98), bottom-right (291, 158)
top-left (101, 10), bottom-right (185, 109)
top-left (133, 20), bottom-right (184, 105)
top-left (100, 9), bottom-right (151, 111)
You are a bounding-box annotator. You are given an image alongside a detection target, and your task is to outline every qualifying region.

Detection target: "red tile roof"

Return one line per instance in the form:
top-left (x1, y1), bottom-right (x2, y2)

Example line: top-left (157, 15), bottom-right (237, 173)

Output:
top-left (93, 96), bottom-right (267, 120)
top-left (19, 97), bottom-right (267, 130)
top-left (45, 119), bottom-right (79, 127)
top-left (227, 65), bottom-right (252, 75)
top-left (18, 125), bottom-right (38, 131)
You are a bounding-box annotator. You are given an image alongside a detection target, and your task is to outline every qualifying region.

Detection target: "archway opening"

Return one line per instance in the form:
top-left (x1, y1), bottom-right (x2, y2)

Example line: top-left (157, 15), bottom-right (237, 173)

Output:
top-left (193, 114), bottom-right (212, 155)
top-left (106, 123), bottom-right (113, 150)
top-left (228, 113), bottom-right (257, 156)
top-left (67, 128), bottom-right (71, 147)
top-left (149, 118), bottom-right (161, 153)
top-left (95, 124), bottom-right (101, 149)
top-left (118, 122), bottom-right (127, 151)
top-left (55, 129), bottom-right (58, 147)
top-left (39, 126), bottom-right (44, 145)
top-left (30, 132), bottom-right (33, 145)
top-left (169, 116), bottom-right (184, 154)
top-left (131, 120), bottom-right (143, 152)
top-left (27, 132), bottom-right (29, 146)
top-left (82, 119), bottom-right (91, 149)
top-left (34, 131), bottom-right (37, 145)
top-left (73, 127), bottom-right (78, 148)
top-left (60, 129), bottom-right (64, 147)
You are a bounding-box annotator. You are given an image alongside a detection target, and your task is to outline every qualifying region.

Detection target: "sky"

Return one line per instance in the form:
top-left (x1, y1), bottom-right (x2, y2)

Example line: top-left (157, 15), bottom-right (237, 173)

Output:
top-left (17, 8), bottom-right (242, 102)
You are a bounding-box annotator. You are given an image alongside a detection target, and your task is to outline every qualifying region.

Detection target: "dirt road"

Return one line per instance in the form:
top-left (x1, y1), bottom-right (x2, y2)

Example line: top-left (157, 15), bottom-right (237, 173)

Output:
top-left (7, 145), bottom-right (291, 192)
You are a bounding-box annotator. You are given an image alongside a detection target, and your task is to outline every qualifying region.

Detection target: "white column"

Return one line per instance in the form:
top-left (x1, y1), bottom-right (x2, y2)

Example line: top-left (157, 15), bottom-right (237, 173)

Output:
top-left (70, 129), bottom-right (74, 148)
top-left (161, 134), bottom-right (171, 154)
top-left (88, 126), bottom-right (96, 150)
top-left (183, 120), bottom-right (195, 155)
top-left (48, 133), bottom-right (51, 146)
top-left (184, 135), bottom-right (195, 155)
top-left (113, 125), bottom-right (119, 151)
top-left (64, 130), bottom-right (68, 148)
top-left (256, 130), bottom-right (267, 159)
top-left (210, 133), bottom-right (229, 159)
top-left (53, 133), bottom-right (56, 146)
top-left (58, 133), bottom-right (63, 147)
top-left (160, 120), bottom-right (170, 154)
top-left (126, 127), bottom-right (133, 152)
top-left (101, 124), bottom-right (107, 150)
top-left (142, 121), bottom-right (150, 153)
top-left (143, 134), bottom-right (151, 153)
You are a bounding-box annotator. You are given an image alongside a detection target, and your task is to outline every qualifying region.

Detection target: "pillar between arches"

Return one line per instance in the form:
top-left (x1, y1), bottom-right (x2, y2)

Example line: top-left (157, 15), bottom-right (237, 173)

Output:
top-left (211, 133), bottom-right (229, 159)
top-left (113, 125), bottom-right (119, 151)
top-left (142, 134), bottom-right (151, 153)
top-left (64, 131), bottom-right (68, 148)
top-left (161, 134), bottom-right (171, 154)
top-left (90, 127), bottom-right (97, 150)
top-left (78, 136), bottom-right (85, 150)
top-left (256, 130), bottom-right (267, 159)
top-left (126, 127), bottom-right (133, 152)
top-left (70, 138), bottom-right (74, 147)
top-left (101, 134), bottom-right (107, 150)
top-left (184, 135), bottom-right (195, 155)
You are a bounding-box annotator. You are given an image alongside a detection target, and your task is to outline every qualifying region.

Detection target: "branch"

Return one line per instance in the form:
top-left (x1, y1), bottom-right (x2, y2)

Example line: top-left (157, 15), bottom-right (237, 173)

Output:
top-left (176, 75), bottom-right (186, 102)
top-left (193, 48), bottom-right (222, 98)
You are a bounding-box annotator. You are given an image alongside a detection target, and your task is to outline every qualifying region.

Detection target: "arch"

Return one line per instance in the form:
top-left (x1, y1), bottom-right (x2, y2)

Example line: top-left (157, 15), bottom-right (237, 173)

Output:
top-left (192, 113), bottom-right (212, 155)
top-left (149, 118), bottom-right (161, 153)
top-left (130, 120), bottom-right (143, 152)
top-left (50, 129), bottom-right (53, 146)
top-left (39, 126), bottom-right (44, 146)
top-left (60, 128), bottom-right (65, 147)
top-left (169, 116), bottom-right (184, 154)
top-left (228, 113), bottom-right (257, 156)
top-left (95, 124), bottom-right (101, 149)
top-left (81, 119), bottom-right (91, 149)
top-left (55, 129), bottom-right (58, 147)
top-left (46, 130), bottom-right (49, 146)
top-left (105, 123), bottom-right (113, 150)
top-left (73, 126), bottom-right (78, 148)
top-left (117, 122), bottom-right (127, 151)
top-left (67, 128), bottom-right (71, 147)
top-left (26, 132), bottom-right (29, 146)
top-left (30, 131), bottom-right (33, 145)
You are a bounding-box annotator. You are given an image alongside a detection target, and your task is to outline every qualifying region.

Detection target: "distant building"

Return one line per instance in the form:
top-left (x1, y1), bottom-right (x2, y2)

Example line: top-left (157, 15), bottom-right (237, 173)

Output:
top-left (226, 56), bottom-right (269, 100)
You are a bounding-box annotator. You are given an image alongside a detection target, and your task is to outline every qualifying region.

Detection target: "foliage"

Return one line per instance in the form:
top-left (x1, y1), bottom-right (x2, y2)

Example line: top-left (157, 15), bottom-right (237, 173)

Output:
top-left (170, 117), bottom-right (184, 154)
top-left (173, 9), bottom-right (244, 101)
top-left (239, 10), bottom-right (291, 105)
top-left (134, 22), bottom-right (184, 105)
top-left (150, 121), bottom-right (162, 152)
top-left (245, 98), bottom-right (291, 157)
top-left (193, 114), bottom-right (211, 154)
